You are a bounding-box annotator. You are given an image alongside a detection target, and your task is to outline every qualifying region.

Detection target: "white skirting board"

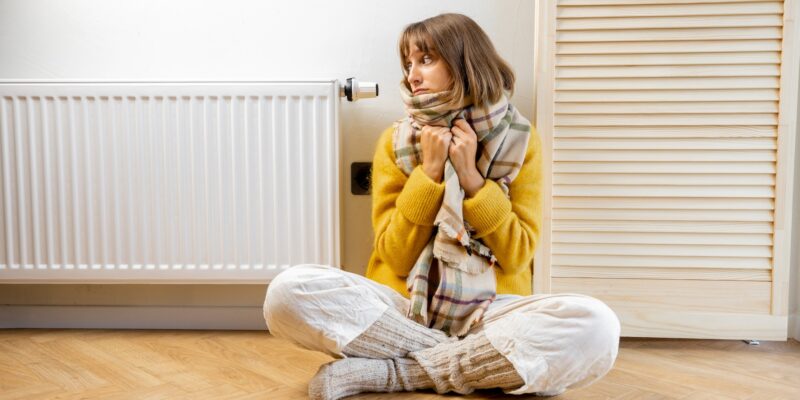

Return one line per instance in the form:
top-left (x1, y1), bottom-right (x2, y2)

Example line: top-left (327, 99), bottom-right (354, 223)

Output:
top-left (0, 305), bottom-right (268, 330)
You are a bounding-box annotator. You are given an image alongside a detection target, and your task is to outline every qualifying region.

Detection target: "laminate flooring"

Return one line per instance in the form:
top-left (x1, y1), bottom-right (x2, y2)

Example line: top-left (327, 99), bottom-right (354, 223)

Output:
top-left (1, 329), bottom-right (798, 399)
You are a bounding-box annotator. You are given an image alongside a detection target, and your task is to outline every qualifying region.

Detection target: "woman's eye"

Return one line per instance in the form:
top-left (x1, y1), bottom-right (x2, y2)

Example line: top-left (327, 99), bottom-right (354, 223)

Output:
top-left (423, 55), bottom-right (432, 63)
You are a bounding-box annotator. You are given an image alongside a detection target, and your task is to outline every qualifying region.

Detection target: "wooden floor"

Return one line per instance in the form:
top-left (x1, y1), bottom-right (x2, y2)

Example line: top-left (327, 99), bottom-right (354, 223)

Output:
top-left (1, 329), bottom-right (799, 399)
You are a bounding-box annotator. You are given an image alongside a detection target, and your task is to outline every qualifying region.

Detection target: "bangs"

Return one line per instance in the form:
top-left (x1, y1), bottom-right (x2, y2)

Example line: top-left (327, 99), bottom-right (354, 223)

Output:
top-left (399, 24), bottom-right (437, 65)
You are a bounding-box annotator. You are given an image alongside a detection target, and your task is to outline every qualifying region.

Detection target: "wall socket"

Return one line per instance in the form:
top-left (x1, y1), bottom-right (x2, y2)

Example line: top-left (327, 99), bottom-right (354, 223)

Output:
top-left (351, 162), bottom-right (372, 195)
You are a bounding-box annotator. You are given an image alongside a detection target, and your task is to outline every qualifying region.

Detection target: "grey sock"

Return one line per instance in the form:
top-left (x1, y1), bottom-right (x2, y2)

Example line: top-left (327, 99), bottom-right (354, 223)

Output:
top-left (394, 356), bottom-right (435, 391)
top-left (309, 332), bottom-right (529, 400)
top-left (308, 356), bottom-right (436, 400)
top-left (342, 306), bottom-right (457, 359)
top-left (307, 358), bottom-right (389, 400)
top-left (408, 330), bottom-right (525, 395)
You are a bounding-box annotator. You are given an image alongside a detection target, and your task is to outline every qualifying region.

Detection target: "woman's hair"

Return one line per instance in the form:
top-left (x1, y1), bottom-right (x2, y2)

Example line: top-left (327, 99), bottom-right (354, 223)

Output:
top-left (398, 13), bottom-right (515, 108)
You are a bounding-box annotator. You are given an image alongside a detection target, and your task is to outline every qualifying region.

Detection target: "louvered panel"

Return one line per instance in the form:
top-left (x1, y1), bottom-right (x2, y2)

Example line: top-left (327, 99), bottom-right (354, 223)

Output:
top-left (556, 138), bottom-right (775, 149)
top-left (556, 114), bottom-right (778, 125)
top-left (558, 14), bottom-right (783, 30)
top-left (553, 266), bottom-right (772, 281)
top-left (558, 101), bottom-right (778, 113)
top-left (554, 186), bottom-right (774, 198)
top-left (553, 220), bottom-right (773, 234)
top-left (554, 197), bottom-right (774, 210)
top-left (552, 2), bottom-right (783, 296)
top-left (553, 231), bottom-right (773, 245)
top-left (554, 150), bottom-right (775, 162)
top-left (553, 209), bottom-right (773, 222)
top-left (555, 173), bottom-right (774, 185)
top-left (555, 101), bottom-right (778, 115)
top-left (557, 40), bottom-right (782, 54)
top-left (554, 126), bottom-right (777, 138)
top-left (558, 53), bottom-right (782, 67)
top-left (556, 77), bottom-right (780, 90)
top-left (558, 65), bottom-right (780, 78)
top-left (557, 89), bottom-right (780, 102)
top-left (558, 27), bottom-right (782, 42)
top-left (540, 0), bottom-right (795, 339)
top-left (557, 2), bottom-right (783, 18)
top-left (552, 255), bottom-right (771, 269)
top-left (556, 89), bottom-right (779, 102)
top-left (555, 242), bottom-right (772, 257)
top-left (559, 0), bottom-right (777, 4)
top-left (554, 162), bottom-right (776, 173)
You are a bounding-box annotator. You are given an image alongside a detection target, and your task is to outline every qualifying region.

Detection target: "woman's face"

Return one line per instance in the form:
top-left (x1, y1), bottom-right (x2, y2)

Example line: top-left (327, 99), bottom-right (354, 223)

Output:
top-left (405, 44), bottom-right (453, 95)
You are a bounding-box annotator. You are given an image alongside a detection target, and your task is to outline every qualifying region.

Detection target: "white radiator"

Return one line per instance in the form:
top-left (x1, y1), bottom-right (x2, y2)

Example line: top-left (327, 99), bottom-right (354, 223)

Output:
top-left (0, 80), bottom-right (352, 283)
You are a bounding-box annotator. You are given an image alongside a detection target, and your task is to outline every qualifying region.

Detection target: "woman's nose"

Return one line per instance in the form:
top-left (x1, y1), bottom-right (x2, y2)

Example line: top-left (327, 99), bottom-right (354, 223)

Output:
top-left (407, 66), bottom-right (421, 86)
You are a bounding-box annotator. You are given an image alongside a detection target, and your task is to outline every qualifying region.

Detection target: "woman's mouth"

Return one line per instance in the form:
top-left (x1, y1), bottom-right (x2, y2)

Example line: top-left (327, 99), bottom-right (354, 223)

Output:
top-left (414, 88), bottom-right (427, 95)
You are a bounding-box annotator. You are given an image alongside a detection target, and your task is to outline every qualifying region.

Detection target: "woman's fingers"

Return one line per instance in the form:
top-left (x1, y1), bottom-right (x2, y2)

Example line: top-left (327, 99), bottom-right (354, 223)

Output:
top-left (452, 123), bottom-right (475, 140)
top-left (439, 128), bottom-right (453, 143)
top-left (453, 119), bottom-right (475, 134)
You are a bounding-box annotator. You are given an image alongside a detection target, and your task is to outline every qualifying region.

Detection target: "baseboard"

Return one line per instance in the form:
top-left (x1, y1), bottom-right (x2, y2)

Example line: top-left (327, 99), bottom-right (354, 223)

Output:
top-left (0, 305), bottom-right (267, 330)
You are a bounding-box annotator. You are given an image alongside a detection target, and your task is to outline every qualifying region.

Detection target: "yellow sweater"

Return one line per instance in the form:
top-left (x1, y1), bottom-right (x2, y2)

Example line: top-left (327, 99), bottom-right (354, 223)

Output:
top-left (365, 124), bottom-right (543, 299)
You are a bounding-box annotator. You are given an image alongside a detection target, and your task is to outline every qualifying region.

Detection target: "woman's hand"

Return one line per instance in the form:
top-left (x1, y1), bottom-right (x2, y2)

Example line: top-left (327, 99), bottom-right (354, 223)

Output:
top-left (449, 119), bottom-right (486, 197)
top-left (420, 125), bottom-right (452, 183)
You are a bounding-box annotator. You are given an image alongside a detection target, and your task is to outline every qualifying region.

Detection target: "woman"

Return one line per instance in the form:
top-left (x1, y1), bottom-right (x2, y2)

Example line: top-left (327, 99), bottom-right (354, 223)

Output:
top-left (263, 13), bottom-right (621, 400)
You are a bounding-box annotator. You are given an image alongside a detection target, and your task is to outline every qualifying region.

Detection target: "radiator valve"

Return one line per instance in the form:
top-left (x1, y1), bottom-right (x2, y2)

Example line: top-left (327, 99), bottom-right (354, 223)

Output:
top-left (342, 77), bottom-right (379, 101)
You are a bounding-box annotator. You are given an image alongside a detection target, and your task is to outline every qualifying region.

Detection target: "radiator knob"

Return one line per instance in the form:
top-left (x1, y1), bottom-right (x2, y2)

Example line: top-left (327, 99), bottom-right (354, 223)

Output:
top-left (342, 77), bottom-right (379, 101)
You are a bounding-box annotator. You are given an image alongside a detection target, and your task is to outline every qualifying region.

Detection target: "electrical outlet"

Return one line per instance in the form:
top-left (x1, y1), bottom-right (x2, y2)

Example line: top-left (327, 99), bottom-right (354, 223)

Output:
top-left (351, 162), bottom-right (372, 195)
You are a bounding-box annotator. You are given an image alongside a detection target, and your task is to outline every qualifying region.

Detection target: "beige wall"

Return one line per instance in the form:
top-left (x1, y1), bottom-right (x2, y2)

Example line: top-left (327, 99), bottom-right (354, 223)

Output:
top-left (790, 62), bottom-right (800, 341)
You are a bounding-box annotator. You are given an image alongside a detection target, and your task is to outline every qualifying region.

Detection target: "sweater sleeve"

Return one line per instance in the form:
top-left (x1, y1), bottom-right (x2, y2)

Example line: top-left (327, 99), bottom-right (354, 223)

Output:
top-left (462, 127), bottom-right (543, 275)
top-left (371, 126), bottom-right (446, 277)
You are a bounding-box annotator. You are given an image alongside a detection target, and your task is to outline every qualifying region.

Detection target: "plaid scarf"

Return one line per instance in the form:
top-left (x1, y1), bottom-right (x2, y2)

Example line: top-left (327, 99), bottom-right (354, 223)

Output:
top-left (393, 83), bottom-right (531, 337)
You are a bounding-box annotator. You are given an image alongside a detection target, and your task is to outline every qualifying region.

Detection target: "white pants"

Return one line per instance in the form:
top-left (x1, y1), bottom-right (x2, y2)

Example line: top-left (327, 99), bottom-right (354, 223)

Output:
top-left (263, 264), bottom-right (621, 395)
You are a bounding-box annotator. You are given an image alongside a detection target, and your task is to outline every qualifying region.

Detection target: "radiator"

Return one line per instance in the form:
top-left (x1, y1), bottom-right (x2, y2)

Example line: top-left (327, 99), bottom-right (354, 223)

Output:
top-left (0, 80), bottom-right (370, 283)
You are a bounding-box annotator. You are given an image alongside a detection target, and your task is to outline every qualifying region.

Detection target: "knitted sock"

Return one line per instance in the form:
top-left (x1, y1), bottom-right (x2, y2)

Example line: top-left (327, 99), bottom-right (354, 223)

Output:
top-left (341, 306), bottom-right (457, 359)
top-left (308, 357), bottom-right (433, 400)
top-left (309, 331), bottom-right (527, 400)
top-left (407, 330), bottom-right (525, 395)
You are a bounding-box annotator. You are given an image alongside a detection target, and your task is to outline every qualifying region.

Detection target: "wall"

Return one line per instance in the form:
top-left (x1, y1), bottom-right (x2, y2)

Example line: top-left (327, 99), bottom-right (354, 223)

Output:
top-left (791, 61), bottom-right (800, 341)
top-left (0, 0), bottom-right (535, 323)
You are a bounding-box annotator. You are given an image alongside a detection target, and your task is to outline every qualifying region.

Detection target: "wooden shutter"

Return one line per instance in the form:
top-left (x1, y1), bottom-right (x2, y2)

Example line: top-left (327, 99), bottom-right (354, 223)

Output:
top-left (534, 0), bottom-right (799, 339)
